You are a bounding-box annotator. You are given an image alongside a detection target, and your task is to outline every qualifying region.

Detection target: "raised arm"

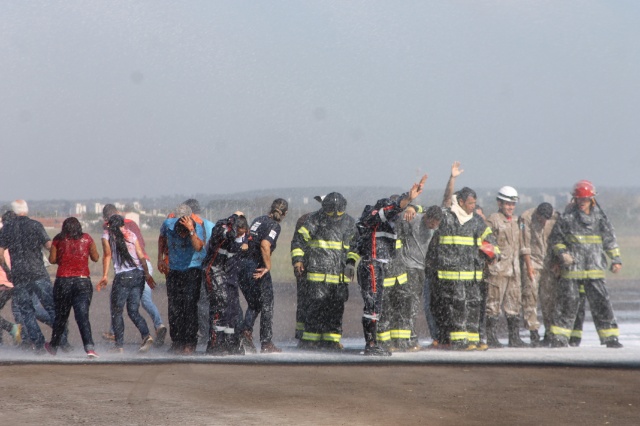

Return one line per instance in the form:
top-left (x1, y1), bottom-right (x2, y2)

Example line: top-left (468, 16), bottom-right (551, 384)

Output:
top-left (442, 161), bottom-right (464, 208)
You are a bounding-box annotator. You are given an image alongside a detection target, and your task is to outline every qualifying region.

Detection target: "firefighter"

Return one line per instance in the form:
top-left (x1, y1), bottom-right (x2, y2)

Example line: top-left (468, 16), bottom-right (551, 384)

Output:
top-left (429, 166), bottom-right (499, 351)
top-left (395, 205), bottom-right (443, 351)
top-left (292, 193), bottom-right (356, 351)
top-left (291, 196), bottom-right (324, 340)
top-left (549, 180), bottom-right (623, 348)
top-left (485, 186), bottom-right (528, 348)
top-left (347, 175), bottom-right (427, 356)
top-left (518, 202), bottom-right (558, 347)
top-left (201, 213), bottom-right (249, 355)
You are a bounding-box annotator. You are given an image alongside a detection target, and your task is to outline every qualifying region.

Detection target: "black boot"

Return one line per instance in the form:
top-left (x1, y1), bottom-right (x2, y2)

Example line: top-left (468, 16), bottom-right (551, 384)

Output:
top-left (507, 316), bottom-right (529, 348)
top-left (530, 330), bottom-right (541, 347)
top-left (605, 337), bottom-right (623, 348)
top-left (569, 336), bottom-right (581, 347)
top-left (486, 316), bottom-right (503, 348)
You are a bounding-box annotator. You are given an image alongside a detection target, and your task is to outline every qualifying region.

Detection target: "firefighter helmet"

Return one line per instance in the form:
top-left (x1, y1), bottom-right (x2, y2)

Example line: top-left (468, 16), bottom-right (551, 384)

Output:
top-left (322, 192), bottom-right (347, 215)
top-left (496, 186), bottom-right (519, 203)
top-left (479, 241), bottom-right (497, 260)
top-left (572, 180), bottom-right (596, 198)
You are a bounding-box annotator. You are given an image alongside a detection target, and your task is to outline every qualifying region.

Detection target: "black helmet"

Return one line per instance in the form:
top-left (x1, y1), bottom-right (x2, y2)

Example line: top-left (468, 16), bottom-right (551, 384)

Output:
top-left (322, 192), bottom-right (347, 216)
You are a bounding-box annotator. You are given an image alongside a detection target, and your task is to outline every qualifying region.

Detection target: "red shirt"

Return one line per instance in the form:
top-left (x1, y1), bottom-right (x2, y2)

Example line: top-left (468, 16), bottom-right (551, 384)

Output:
top-left (52, 234), bottom-right (94, 278)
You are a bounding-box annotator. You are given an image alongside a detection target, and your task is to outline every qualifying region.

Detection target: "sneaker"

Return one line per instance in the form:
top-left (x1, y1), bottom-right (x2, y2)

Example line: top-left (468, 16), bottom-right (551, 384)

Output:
top-left (10, 324), bottom-right (22, 346)
top-left (44, 342), bottom-right (57, 356)
top-left (260, 342), bottom-right (282, 353)
top-left (86, 350), bottom-right (100, 359)
top-left (241, 330), bottom-right (257, 353)
top-left (154, 325), bottom-right (167, 347)
top-left (108, 347), bottom-right (124, 354)
top-left (606, 338), bottom-right (623, 349)
top-left (102, 332), bottom-right (115, 342)
top-left (33, 346), bottom-right (47, 356)
top-left (363, 345), bottom-right (392, 357)
top-left (139, 335), bottom-right (154, 353)
top-left (422, 340), bottom-right (440, 351)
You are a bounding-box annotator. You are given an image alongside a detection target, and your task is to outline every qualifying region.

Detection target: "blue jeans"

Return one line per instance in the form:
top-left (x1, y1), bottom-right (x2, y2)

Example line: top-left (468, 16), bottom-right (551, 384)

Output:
top-left (109, 283), bottom-right (163, 334)
top-left (110, 269), bottom-right (150, 347)
top-left (51, 277), bottom-right (94, 351)
top-left (12, 277), bottom-right (68, 348)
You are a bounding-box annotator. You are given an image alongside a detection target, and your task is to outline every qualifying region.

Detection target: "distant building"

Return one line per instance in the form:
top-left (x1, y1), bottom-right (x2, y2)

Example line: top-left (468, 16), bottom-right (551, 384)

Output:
top-left (75, 203), bottom-right (87, 215)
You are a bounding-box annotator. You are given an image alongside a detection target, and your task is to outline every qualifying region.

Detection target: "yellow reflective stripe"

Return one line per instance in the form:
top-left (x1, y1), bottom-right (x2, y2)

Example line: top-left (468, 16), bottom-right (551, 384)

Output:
top-left (440, 236), bottom-right (475, 246)
top-left (437, 270), bottom-right (483, 280)
top-left (597, 328), bottom-right (620, 338)
top-left (291, 248), bottom-right (305, 258)
top-left (347, 252), bottom-right (360, 262)
top-left (308, 240), bottom-right (343, 250)
top-left (307, 273), bottom-right (343, 284)
top-left (550, 325), bottom-right (571, 338)
top-left (571, 330), bottom-right (582, 338)
top-left (377, 331), bottom-right (391, 342)
top-left (296, 322), bottom-right (305, 331)
top-left (579, 285), bottom-right (585, 294)
top-left (383, 273), bottom-right (408, 287)
top-left (322, 333), bottom-right (342, 343)
top-left (450, 331), bottom-right (467, 341)
top-left (561, 270), bottom-right (606, 279)
top-left (567, 235), bottom-right (603, 244)
top-left (607, 248), bottom-right (621, 258)
top-left (298, 227), bottom-right (311, 241)
top-left (552, 243), bottom-right (567, 254)
top-left (480, 227), bottom-right (493, 241)
top-left (395, 240), bottom-right (402, 249)
top-left (389, 330), bottom-right (411, 339)
top-left (302, 332), bottom-right (322, 341)
top-left (343, 244), bottom-right (350, 250)
top-left (467, 332), bottom-right (480, 343)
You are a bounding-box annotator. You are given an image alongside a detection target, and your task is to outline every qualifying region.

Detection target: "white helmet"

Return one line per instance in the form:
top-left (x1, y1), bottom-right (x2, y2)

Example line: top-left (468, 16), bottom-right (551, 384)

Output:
top-left (497, 186), bottom-right (519, 202)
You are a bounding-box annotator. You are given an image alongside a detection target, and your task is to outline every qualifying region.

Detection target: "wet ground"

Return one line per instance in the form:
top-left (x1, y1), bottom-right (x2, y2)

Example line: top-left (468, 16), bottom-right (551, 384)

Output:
top-left (1, 280), bottom-right (639, 425)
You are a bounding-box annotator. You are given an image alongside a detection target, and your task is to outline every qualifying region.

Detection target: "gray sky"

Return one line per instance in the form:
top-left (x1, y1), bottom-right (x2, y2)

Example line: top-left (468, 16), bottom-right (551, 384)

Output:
top-left (2, 1), bottom-right (639, 201)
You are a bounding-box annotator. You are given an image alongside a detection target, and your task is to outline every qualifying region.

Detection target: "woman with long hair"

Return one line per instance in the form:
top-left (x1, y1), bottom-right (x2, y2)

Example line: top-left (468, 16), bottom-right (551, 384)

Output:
top-left (97, 215), bottom-right (155, 353)
top-left (44, 217), bottom-right (99, 358)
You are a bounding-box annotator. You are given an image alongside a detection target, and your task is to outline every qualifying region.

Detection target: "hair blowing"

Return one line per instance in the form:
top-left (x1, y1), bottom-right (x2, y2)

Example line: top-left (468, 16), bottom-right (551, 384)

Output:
top-left (269, 198), bottom-right (288, 223)
top-left (107, 215), bottom-right (136, 269)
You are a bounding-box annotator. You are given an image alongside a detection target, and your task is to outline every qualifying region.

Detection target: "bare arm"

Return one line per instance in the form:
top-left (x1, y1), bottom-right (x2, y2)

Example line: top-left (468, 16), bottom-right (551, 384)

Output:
top-left (399, 174), bottom-right (427, 210)
top-left (181, 217), bottom-right (204, 252)
top-left (48, 244), bottom-right (58, 264)
top-left (135, 239), bottom-right (156, 289)
top-left (158, 235), bottom-right (168, 274)
top-left (442, 161), bottom-right (463, 208)
top-left (254, 239), bottom-right (273, 279)
top-left (97, 238), bottom-right (111, 291)
top-left (89, 241), bottom-right (100, 262)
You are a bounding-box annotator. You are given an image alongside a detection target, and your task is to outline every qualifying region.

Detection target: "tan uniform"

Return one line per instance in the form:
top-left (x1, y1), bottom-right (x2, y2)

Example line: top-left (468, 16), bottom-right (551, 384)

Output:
top-left (518, 208), bottom-right (558, 331)
top-left (485, 212), bottom-right (521, 317)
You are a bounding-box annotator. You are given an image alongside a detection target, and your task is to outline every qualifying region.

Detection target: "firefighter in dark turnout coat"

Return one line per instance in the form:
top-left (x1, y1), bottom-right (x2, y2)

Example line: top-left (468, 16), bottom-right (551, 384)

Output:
top-left (347, 175), bottom-right (427, 356)
top-left (549, 180), bottom-right (623, 348)
top-left (291, 193), bottom-right (356, 350)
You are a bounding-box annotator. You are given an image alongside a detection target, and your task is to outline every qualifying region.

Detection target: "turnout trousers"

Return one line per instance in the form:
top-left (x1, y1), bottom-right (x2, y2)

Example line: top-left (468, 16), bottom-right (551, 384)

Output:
top-left (301, 279), bottom-right (348, 344)
top-left (294, 271), bottom-right (309, 339)
top-left (357, 260), bottom-right (386, 346)
top-left (551, 278), bottom-right (619, 345)
top-left (433, 278), bottom-right (481, 346)
top-left (381, 272), bottom-right (412, 348)
top-left (239, 259), bottom-right (275, 345)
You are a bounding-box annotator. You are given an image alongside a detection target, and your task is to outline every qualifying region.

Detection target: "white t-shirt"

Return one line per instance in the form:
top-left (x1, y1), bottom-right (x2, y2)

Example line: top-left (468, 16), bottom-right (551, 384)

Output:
top-left (102, 227), bottom-right (142, 274)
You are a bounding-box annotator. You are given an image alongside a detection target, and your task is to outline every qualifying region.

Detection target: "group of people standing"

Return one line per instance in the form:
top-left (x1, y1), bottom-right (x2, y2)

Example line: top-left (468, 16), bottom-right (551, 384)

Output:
top-left (0, 164), bottom-right (624, 358)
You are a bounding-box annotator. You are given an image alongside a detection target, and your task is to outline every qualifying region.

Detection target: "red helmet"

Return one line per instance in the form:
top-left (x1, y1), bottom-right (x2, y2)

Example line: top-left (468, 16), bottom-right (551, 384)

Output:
top-left (479, 241), bottom-right (496, 260)
top-left (572, 180), bottom-right (596, 198)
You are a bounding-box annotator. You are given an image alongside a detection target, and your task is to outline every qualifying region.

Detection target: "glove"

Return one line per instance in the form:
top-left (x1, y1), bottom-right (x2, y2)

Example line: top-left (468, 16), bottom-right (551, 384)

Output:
top-left (560, 253), bottom-right (574, 266)
top-left (344, 264), bottom-right (356, 281)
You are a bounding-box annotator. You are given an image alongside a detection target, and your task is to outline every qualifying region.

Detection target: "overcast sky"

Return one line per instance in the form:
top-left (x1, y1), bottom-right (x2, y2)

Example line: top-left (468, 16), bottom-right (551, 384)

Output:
top-left (2, 1), bottom-right (639, 201)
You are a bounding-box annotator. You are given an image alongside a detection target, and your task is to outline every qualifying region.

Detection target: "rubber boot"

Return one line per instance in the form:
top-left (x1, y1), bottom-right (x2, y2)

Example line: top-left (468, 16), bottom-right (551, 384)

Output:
top-left (486, 316), bottom-right (503, 348)
top-left (206, 331), bottom-right (227, 355)
top-left (507, 316), bottom-right (529, 348)
top-left (530, 330), bottom-right (541, 348)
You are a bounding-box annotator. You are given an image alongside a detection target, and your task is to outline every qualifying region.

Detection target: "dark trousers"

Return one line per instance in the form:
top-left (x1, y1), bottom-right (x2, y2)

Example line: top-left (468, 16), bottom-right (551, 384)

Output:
top-left (110, 269), bottom-right (149, 347)
top-left (294, 271), bottom-right (309, 339)
top-left (51, 277), bottom-right (95, 351)
top-left (0, 289), bottom-right (14, 335)
top-left (302, 280), bottom-right (348, 342)
top-left (166, 268), bottom-right (202, 348)
top-left (552, 278), bottom-right (618, 344)
top-left (357, 260), bottom-right (385, 345)
top-left (239, 259), bottom-right (275, 344)
top-left (11, 278), bottom-right (49, 348)
top-left (423, 275), bottom-right (439, 340)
